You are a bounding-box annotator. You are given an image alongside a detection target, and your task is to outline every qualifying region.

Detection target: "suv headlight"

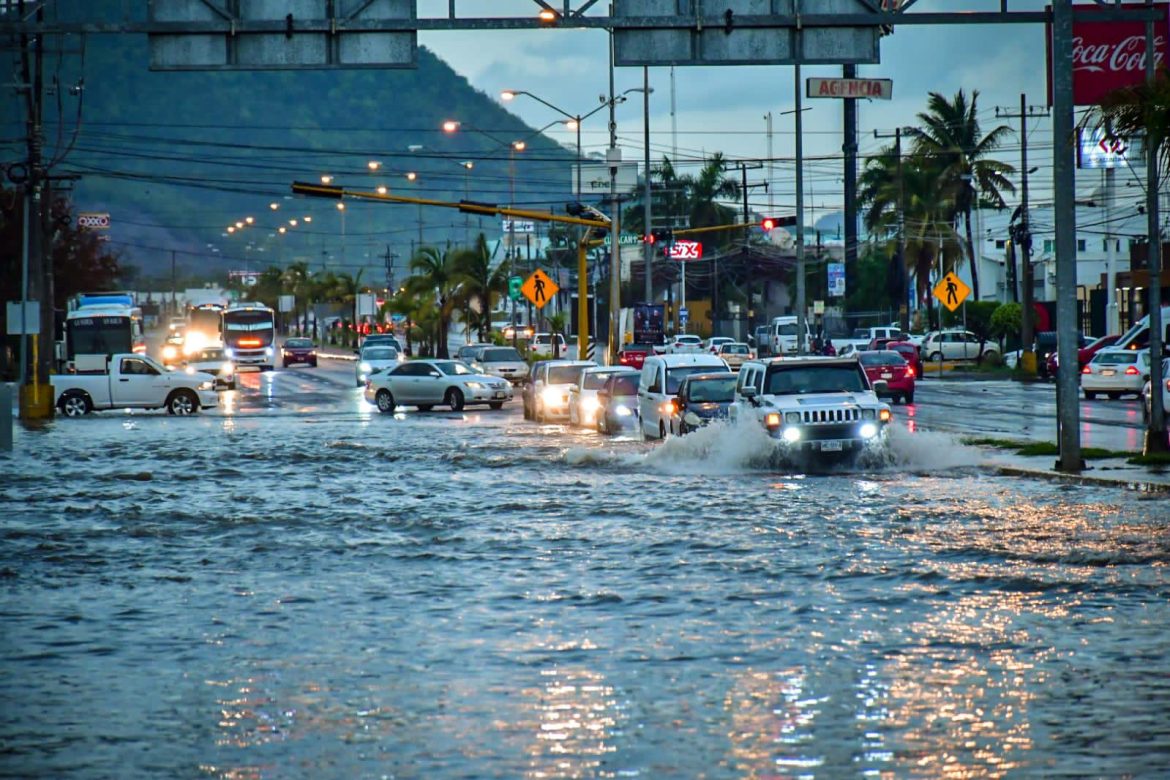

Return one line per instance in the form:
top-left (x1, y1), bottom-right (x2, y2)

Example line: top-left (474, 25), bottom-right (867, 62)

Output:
top-left (784, 411), bottom-right (801, 424)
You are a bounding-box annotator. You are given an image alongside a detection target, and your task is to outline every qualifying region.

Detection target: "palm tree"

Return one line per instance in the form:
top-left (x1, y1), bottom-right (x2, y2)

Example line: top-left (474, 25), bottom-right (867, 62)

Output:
top-left (407, 245), bottom-right (460, 358)
top-left (547, 311), bottom-right (568, 358)
top-left (906, 89), bottom-right (1016, 300)
top-left (283, 261), bottom-right (312, 335)
top-left (451, 233), bottom-right (508, 342)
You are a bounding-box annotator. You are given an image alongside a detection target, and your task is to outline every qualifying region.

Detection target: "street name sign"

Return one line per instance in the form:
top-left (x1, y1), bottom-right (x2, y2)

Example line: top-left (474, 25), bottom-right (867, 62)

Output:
top-left (933, 272), bottom-right (971, 312)
top-left (806, 77), bottom-right (893, 100)
top-left (521, 269), bottom-right (558, 310)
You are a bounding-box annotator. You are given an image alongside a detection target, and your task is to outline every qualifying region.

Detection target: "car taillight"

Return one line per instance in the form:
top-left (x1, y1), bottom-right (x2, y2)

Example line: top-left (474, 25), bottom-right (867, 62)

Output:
top-left (906, 366), bottom-right (915, 377)
top-left (1082, 365), bottom-right (1091, 374)
top-left (1125, 366), bottom-right (1139, 375)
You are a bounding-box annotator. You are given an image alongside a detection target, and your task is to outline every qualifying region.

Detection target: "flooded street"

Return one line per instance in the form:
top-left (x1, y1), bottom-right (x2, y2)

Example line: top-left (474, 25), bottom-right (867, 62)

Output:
top-left (3, 364), bottom-right (1169, 778)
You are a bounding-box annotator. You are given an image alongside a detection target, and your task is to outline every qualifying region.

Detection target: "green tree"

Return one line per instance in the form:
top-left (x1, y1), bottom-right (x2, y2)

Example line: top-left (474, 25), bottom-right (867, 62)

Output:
top-left (407, 245), bottom-right (460, 358)
top-left (547, 311), bottom-right (568, 358)
top-left (990, 302), bottom-right (1023, 351)
top-left (451, 233), bottom-right (508, 342)
top-left (906, 89), bottom-right (1016, 300)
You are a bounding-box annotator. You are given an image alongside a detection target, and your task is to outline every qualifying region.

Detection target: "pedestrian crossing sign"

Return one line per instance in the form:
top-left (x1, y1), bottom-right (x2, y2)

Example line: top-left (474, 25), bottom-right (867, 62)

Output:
top-left (521, 268), bottom-right (558, 309)
top-left (933, 272), bottom-right (970, 312)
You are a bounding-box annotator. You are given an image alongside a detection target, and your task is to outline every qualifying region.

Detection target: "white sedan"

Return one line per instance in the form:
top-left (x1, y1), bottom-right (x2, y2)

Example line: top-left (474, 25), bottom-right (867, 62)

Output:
top-left (568, 366), bottom-right (630, 428)
top-left (181, 346), bottom-right (236, 390)
top-left (665, 334), bottom-right (703, 354)
top-left (1082, 348), bottom-right (1152, 399)
top-left (364, 359), bottom-right (513, 413)
top-left (355, 344), bottom-right (402, 386)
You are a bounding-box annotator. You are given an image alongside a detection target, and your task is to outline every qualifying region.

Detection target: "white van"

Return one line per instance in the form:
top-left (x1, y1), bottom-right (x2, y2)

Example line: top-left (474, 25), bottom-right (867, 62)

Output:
top-left (1115, 306), bottom-right (1170, 353)
top-left (770, 316), bottom-right (813, 355)
top-left (638, 353), bottom-right (730, 438)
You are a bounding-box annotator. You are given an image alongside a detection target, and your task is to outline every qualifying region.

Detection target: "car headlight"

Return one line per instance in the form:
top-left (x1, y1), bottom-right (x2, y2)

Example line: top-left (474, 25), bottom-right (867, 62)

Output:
top-left (264, 347), bottom-right (273, 356)
top-left (542, 387), bottom-right (564, 406)
top-left (162, 345), bottom-right (177, 360)
top-left (582, 396), bottom-right (600, 413)
top-left (359, 361), bottom-right (372, 374)
top-left (465, 381), bottom-right (484, 390)
top-left (615, 404), bottom-right (633, 417)
top-left (861, 408), bottom-right (876, 420)
top-left (222, 361), bottom-right (234, 376)
top-left (198, 380), bottom-right (214, 391)
top-left (782, 426), bottom-right (801, 443)
top-left (859, 422), bottom-right (879, 439)
top-left (785, 411), bottom-right (801, 424)
top-left (224, 347), bottom-right (235, 358)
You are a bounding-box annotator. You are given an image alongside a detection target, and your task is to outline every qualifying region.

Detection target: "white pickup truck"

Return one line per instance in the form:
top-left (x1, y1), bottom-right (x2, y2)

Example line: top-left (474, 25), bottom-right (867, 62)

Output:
top-left (53, 353), bottom-right (220, 417)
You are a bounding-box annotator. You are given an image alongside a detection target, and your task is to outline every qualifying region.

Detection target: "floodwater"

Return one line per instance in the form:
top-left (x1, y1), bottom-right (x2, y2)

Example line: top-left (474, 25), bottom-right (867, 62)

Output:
top-left (2, 374), bottom-right (1169, 778)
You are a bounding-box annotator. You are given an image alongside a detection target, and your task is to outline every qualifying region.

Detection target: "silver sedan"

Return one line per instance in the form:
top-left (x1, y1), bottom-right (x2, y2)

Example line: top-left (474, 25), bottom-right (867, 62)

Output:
top-left (363, 359), bottom-right (513, 413)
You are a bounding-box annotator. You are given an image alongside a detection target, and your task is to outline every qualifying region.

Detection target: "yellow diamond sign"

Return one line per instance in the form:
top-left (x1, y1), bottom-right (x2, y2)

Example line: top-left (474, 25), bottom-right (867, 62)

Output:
top-left (520, 268), bottom-right (558, 309)
top-left (933, 272), bottom-right (971, 312)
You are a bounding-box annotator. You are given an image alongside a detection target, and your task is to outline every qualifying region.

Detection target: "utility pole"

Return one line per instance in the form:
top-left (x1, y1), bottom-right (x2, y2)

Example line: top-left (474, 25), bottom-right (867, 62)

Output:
top-left (995, 95), bottom-right (1049, 376)
top-left (642, 65), bottom-right (652, 308)
top-left (1052, 0), bottom-right (1081, 472)
top-left (18, 0), bottom-right (53, 419)
top-left (1144, 5), bottom-right (1166, 452)
top-left (607, 31), bottom-right (621, 365)
top-left (842, 63), bottom-right (859, 302)
top-left (874, 128), bottom-right (908, 332)
top-left (794, 53), bottom-right (807, 352)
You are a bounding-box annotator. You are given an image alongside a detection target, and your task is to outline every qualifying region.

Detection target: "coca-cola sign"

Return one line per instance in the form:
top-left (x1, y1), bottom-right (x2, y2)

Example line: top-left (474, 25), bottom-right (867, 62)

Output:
top-left (1050, 3), bottom-right (1170, 106)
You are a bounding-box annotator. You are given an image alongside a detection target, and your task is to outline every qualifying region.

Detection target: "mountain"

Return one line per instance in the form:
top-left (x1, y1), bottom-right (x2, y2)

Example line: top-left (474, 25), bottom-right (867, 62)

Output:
top-left (5, 4), bottom-right (573, 284)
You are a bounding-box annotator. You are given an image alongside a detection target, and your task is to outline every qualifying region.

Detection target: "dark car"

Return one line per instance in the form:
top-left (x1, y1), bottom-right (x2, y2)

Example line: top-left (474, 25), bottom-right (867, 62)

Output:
top-left (885, 340), bottom-right (922, 380)
top-left (1046, 333), bottom-right (1120, 378)
top-left (858, 350), bottom-right (915, 404)
top-left (596, 371), bottom-right (641, 434)
top-left (281, 337), bottom-right (318, 368)
top-left (669, 371), bottom-right (737, 435)
top-left (1035, 331), bottom-right (1087, 379)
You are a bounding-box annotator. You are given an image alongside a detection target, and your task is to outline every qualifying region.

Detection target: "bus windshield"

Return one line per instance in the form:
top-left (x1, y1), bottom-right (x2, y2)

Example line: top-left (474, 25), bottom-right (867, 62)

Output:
top-left (67, 316), bottom-right (132, 358)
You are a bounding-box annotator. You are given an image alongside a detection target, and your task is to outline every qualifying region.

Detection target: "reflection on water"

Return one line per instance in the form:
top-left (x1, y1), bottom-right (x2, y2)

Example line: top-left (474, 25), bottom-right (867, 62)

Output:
top-left (2, 390), bottom-right (1168, 779)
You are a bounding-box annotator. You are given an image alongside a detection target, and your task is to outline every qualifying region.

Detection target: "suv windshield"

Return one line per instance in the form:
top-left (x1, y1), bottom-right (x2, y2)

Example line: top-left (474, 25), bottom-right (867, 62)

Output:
top-left (610, 375), bottom-right (639, 395)
top-left (666, 366), bottom-right (715, 394)
top-left (686, 377), bottom-right (736, 402)
top-left (482, 347), bottom-right (523, 362)
top-left (547, 365), bottom-right (585, 384)
top-left (764, 364), bottom-right (868, 395)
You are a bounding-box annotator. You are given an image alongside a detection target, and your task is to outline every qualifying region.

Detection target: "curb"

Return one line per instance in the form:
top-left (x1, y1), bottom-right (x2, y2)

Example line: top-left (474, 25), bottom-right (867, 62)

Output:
top-left (989, 462), bottom-right (1170, 494)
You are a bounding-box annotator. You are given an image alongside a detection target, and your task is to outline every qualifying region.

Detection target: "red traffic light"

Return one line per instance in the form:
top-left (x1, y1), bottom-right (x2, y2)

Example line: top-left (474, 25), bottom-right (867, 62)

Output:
top-left (761, 216), bottom-right (796, 231)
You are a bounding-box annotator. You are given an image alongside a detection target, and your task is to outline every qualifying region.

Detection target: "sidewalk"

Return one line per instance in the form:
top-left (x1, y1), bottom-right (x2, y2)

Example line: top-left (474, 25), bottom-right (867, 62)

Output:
top-left (974, 447), bottom-right (1170, 493)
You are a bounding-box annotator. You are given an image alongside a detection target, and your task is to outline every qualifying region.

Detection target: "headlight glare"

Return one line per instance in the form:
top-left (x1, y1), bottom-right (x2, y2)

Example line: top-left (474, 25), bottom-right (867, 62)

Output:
top-left (615, 404), bottom-right (632, 417)
top-left (359, 361), bottom-right (372, 373)
top-left (860, 422), bottom-right (879, 439)
top-left (782, 426), bottom-right (801, 443)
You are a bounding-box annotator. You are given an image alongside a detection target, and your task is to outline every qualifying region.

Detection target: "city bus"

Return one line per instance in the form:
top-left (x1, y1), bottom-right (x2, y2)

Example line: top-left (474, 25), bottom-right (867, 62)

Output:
top-left (221, 303), bottom-right (276, 370)
top-left (65, 303), bottom-right (146, 372)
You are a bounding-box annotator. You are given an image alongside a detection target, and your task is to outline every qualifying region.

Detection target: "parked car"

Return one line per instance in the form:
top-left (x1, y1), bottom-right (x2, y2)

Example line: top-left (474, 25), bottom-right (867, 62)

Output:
top-left (1081, 348), bottom-right (1153, 399)
top-left (618, 343), bottom-right (655, 370)
top-left (884, 340), bottom-right (922, 381)
top-left (717, 342), bottom-right (754, 371)
top-left (703, 336), bottom-right (735, 355)
top-left (364, 359), bottom-right (512, 412)
top-left (529, 332), bottom-right (567, 358)
top-left (921, 329), bottom-right (1000, 362)
top-left (858, 350), bottom-right (916, 404)
top-left (182, 346), bottom-right (236, 390)
top-left (469, 345), bottom-right (529, 385)
top-left (665, 334), bottom-right (704, 354)
top-left (569, 366), bottom-right (629, 428)
top-left (356, 344), bottom-right (401, 386)
top-left (668, 371), bottom-right (737, 435)
top-left (1141, 358), bottom-right (1170, 428)
top-left (456, 342), bottom-right (491, 362)
top-left (596, 370), bottom-right (642, 434)
top-left (638, 353), bottom-right (730, 439)
top-left (1034, 331), bottom-right (1087, 378)
top-left (1046, 333), bottom-right (1120, 378)
top-left (281, 337), bottom-right (318, 368)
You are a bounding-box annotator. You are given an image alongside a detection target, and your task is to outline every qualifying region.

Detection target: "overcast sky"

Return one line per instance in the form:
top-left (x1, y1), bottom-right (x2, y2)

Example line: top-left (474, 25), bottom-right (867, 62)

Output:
top-left (417, 0), bottom-right (1140, 223)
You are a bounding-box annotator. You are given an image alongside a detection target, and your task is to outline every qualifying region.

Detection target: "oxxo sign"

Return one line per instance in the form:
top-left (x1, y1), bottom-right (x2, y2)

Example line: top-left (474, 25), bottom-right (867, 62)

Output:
top-left (77, 212), bottom-right (111, 229)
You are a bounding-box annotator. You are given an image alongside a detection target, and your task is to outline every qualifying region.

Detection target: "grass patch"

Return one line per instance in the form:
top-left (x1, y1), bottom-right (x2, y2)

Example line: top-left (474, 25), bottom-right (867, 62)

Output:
top-left (962, 437), bottom-right (1133, 460)
top-left (1128, 451), bottom-right (1170, 466)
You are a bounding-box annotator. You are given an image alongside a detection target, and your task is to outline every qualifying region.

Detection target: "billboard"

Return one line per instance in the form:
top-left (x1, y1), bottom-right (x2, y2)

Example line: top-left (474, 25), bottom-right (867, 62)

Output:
top-left (1077, 127), bottom-right (1143, 169)
top-left (1048, 2), bottom-right (1169, 105)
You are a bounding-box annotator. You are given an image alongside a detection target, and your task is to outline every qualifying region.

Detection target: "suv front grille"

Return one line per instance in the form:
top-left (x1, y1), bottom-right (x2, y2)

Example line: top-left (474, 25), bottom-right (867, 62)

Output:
top-left (802, 408), bottom-right (860, 424)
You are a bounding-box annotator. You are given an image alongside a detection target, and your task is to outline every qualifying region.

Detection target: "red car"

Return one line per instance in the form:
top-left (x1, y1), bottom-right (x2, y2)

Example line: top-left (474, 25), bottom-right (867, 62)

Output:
top-left (1046, 334), bottom-right (1120, 378)
top-left (618, 344), bottom-right (654, 370)
top-left (858, 350), bottom-right (915, 404)
top-left (884, 340), bottom-right (922, 380)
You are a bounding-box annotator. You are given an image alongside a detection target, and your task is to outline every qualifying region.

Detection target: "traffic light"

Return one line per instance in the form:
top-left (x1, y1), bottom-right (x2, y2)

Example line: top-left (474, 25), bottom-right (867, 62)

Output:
top-left (647, 227), bottom-right (673, 244)
top-left (761, 216), bottom-right (797, 231)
